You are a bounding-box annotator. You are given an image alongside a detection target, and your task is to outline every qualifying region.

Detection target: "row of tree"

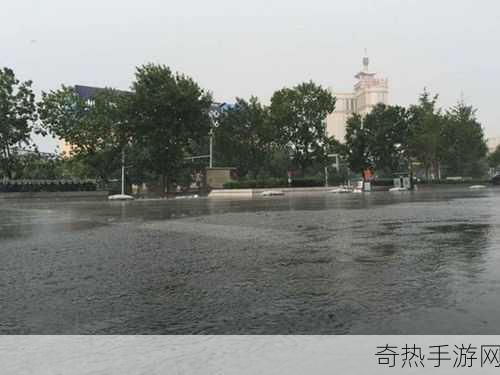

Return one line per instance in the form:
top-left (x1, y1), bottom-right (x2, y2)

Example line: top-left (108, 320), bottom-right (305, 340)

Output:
top-left (216, 89), bottom-right (490, 182)
top-left (0, 64), bottom-right (492, 191)
top-left (345, 91), bottom-right (488, 179)
top-left (1, 65), bottom-right (339, 190)
top-left (215, 82), bottom-right (338, 180)
top-left (1, 65), bottom-right (214, 191)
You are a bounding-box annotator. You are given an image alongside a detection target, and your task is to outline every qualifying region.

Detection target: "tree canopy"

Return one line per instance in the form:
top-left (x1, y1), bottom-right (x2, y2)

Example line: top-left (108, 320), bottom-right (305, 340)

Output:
top-left (489, 145), bottom-right (500, 170)
top-left (38, 86), bottom-right (130, 182)
top-left (345, 104), bottom-right (410, 177)
top-left (440, 101), bottom-right (487, 177)
top-left (407, 90), bottom-right (444, 179)
top-left (270, 81), bottom-right (336, 175)
top-left (215, 97), bottom-right (275, 179)
top-left (0, 67), bottom-right (38, 178)
top-left (364, 104), bottom-right (410, 176)
top-left (129, 64), bottom-right (212, 192)
top-left (345, 113), bottom-right (371, 175)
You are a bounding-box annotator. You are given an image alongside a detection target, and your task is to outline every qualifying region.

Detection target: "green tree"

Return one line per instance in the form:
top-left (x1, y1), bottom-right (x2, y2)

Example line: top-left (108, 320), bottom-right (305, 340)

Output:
top-left (129, 64), bottom-right (212, 193)
top-left (270, 81), bottom-right (336, 175)
top-left (15, 151), bottom-right (63, 180)
top-left (0, 67), bottom-right (38, 178)
top-left (344, 113), bottom-right (372, 175)
top-left (441, 100), bottom-right (487, 177)
top-left (408, 90), bottom-right (444, 180)
top-left (38, 86), bottom-right (130, 182)
top-left (215, 97), bottom-right (275, 179)
top-left (265, 145), bottom-right (293, 179)
top-left (345, 104), bottom-right (410, 178)
top-left (364, 104), bottom-right (410, 176)
top-left (489, 145), bottom-right (500, 172)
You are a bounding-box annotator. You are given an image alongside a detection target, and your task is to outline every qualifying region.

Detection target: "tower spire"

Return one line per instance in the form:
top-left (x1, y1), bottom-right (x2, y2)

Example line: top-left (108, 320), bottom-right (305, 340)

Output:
top-left (363, 48), bottom-right (369, 72)
top-left (355, 49), bottom-right (376, 79)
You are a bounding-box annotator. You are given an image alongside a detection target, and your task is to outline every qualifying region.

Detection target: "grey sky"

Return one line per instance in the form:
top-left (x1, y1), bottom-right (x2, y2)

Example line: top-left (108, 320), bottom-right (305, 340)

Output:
top-left (2, 0), bottom-right (499, 152)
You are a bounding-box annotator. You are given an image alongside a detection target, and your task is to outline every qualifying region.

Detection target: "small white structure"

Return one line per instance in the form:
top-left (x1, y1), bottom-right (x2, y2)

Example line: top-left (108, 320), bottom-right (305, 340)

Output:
top-left (261, 190), bottom-right (285, 197)
top-left (108, 194), bottom-right (134, 201)
top-left (389, 187), bottom-right (408, 192)
top-left (108, 150), bottom-right (134, 201)
top-left (469, 185), bottom-right (487, 190)
top-left (330, 186), bottom-right (352, 193)
top-left (392, 177), bottom-right (411, 191)
top-left (175, 194), bottom-right (200, 199)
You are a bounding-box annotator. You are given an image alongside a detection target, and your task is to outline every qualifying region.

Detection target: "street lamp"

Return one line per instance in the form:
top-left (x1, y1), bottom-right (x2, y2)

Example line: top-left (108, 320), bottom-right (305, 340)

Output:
top-left (208, 103), bottom-right (223, 169)
top-left (209, 128), bottom-right (214, 168)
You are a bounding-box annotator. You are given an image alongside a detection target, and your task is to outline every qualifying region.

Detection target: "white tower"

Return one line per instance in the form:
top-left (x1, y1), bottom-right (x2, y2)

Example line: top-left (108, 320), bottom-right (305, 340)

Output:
top-left (353, 51), bottom-right (389, 116)
top-left (326, 53), bottom-right (389, 142)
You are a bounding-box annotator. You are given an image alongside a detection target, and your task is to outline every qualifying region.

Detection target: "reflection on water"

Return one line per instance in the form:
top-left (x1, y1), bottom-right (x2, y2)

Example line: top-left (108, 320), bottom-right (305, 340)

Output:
top-left (1, 187), bottom-right (500, 334)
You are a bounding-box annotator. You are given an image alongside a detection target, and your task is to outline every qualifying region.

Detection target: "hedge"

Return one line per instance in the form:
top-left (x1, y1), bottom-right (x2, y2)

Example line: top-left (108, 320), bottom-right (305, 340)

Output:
top-left (0, 180), bottom-right (97, 193)
top-left (370, 177), bottom-right (491, 186)
top-left (223, 178), bottom-right (325, 189)
top-left (417, 178), bottom-right (490, 185)
top-left (370, 178), bottom-right (395, 187)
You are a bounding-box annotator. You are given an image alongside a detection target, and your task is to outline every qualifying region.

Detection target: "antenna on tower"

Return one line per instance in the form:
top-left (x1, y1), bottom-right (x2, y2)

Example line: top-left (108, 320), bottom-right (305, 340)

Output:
top-left (459, 90), bottom-right (465, 105)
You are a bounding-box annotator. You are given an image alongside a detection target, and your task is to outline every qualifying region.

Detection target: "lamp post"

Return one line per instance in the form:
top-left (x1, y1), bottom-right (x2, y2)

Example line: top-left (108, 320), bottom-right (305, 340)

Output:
top-left (121, 148), bottom-right (125, 196)
top-left (108, 143), bottom-right (134, 200)
top-left (208, 104), bottom-right (223, 169)
top-left (209, 128), bottom-right (214, 168)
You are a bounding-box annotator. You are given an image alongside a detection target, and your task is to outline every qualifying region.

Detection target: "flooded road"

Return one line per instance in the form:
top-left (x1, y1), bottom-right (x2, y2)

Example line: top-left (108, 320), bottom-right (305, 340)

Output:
top-left (1, 187), bottom-right (500, 334)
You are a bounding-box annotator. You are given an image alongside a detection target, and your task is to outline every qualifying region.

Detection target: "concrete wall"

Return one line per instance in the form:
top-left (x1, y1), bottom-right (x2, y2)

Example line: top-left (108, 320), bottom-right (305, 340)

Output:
top-left (206, 168), bottom-right (235, 189)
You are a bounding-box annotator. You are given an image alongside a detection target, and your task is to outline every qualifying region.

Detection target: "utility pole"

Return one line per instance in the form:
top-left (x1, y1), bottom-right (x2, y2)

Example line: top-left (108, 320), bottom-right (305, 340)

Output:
top-left (121, 148), bottom-right (125, 196)
top-left (209, 128), bottom-right (213, 168)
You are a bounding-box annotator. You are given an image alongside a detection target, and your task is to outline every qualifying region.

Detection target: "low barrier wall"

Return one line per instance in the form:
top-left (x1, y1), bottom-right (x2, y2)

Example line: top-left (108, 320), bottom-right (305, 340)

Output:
top-left (208, 186), bottom-right (333, 198)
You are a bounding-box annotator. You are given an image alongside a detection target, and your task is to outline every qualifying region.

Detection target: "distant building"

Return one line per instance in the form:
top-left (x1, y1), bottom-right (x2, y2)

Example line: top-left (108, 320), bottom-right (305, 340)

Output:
top-left (74, 85), bottom-right (102, 101)
top-left (59, 139), bottom-right (74, 156)
top-left (326, 54), bottom-right (389, 142)
top-left (487, 137), bottom-right (500, 153)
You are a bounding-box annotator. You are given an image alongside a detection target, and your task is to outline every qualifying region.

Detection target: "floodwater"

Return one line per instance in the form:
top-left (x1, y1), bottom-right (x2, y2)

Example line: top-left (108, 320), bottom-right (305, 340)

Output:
top-left (1, 187), bottom-right (500, 334)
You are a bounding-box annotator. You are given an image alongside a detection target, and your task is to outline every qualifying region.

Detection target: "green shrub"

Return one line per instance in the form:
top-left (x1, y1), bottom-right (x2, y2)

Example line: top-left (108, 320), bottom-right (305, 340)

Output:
top-left (371, 178), bottom-right (395, 187)
top-left (0, 180), bottom-right (97, 193)
top-left (418, 179), bottom-right (489, 185)
top-left (223, 177), bottom-right (325, 189)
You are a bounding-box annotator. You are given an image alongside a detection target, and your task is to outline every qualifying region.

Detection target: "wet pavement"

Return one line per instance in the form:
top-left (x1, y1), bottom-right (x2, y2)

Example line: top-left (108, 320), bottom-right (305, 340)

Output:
top-left (1, 187), bottom-right (500, 334)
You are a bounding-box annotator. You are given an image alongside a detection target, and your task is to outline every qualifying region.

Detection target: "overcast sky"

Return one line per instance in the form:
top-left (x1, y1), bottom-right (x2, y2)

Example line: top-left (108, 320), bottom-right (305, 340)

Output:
top-left (2, 0), bottom-right (499, 152)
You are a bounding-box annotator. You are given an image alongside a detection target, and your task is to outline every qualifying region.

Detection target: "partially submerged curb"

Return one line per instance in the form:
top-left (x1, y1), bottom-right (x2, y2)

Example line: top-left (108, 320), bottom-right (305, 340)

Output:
top-left (208, 187), bottom-right (333, 198)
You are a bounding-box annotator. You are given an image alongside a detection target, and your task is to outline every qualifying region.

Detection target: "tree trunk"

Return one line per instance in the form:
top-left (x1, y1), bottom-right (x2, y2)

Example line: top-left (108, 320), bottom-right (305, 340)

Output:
top-left (161, 174), bottom-right (167, 198)
top-left (4, 146), bottom-right (12, 179)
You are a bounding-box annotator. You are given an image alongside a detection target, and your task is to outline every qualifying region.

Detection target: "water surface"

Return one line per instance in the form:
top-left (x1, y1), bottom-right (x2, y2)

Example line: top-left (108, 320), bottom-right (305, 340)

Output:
top-left (1, 187), bottom-right (500, 334)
